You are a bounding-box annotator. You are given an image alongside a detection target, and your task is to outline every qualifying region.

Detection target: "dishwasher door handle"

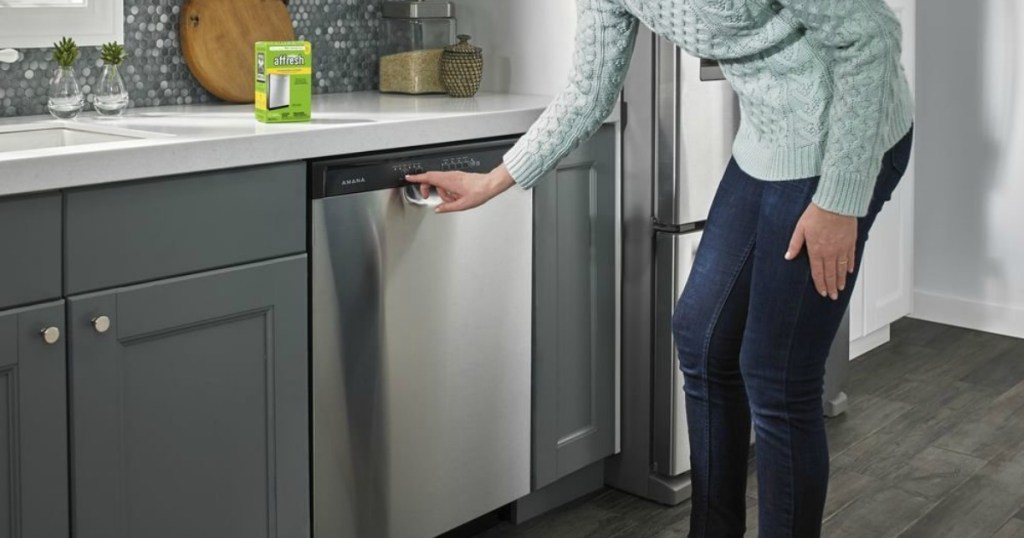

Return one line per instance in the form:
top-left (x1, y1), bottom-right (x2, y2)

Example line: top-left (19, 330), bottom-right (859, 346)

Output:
top-left (402, 184), bottom-right (443, 209)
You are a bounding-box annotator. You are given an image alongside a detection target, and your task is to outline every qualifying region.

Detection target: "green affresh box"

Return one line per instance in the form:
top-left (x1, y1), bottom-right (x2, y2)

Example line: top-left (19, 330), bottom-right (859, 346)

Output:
top-left (255, 41), bottom-right (312, 123)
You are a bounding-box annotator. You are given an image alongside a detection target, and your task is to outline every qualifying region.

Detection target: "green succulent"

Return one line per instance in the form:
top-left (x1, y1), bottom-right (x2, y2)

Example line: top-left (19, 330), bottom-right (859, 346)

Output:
top-left (52, 37), bottom-right (79, 69)
top-left (100, 42), bottom-right (126, 66)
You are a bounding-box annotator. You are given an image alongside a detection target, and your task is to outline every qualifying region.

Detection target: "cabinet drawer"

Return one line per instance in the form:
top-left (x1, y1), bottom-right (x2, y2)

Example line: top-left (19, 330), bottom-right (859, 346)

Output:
top-left (65, 162), bottom-right (305, 294)
top-left (0, 193), bottom-right (62, 310)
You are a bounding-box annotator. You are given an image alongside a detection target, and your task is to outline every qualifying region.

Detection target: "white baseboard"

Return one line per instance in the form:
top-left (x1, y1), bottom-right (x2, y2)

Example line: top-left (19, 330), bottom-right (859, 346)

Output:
top-left (912, 290), bottom-right (1024, 339)
top-left (851, 325), bottom-right (892, 360)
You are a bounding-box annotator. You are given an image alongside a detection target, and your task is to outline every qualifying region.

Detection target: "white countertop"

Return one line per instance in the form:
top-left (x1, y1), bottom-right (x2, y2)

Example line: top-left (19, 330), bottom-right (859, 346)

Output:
top-left (0, 92), bottom-right (583, 197)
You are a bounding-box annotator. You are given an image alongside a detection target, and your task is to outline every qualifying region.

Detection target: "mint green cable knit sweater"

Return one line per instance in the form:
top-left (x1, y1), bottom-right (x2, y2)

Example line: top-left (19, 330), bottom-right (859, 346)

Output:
top-left (502, 0), bottom-right (914, 217)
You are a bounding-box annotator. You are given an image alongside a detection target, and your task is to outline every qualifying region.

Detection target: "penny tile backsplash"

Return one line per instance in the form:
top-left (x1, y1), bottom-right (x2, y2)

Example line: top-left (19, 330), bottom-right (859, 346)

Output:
top-left (0, 0), bottom-right (380, 118)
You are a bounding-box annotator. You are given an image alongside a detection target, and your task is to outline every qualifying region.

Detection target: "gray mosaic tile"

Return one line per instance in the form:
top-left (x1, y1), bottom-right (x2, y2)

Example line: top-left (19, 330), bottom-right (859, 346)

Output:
top-left (0, 0), bottom-right (380, 118)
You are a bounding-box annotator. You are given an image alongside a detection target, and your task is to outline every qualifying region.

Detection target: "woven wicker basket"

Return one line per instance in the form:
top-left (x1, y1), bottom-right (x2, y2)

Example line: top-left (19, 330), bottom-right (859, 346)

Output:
top-left (440, 35), bottom-right (483, 98)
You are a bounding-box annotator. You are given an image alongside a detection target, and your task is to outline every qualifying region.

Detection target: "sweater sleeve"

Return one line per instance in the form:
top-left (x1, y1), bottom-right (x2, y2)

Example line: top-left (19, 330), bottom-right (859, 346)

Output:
top-left (502, 0), bottom-right (638, 190)
top-left (775, 0), bottom-right (906, 216)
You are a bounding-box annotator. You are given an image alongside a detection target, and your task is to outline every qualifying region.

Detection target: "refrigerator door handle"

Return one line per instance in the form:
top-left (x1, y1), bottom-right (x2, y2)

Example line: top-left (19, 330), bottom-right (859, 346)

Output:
top-left (699, 59), bottom-right (726, 81)
top-left (652, 217), bottom-right (705, 235)
top-left (653, 38), bottom-right (681, 225)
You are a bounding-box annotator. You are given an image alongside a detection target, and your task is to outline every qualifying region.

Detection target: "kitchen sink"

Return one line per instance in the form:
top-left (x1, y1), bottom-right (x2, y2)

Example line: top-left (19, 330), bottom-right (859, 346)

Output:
top-left (0, 122), bottom-right (164, 153)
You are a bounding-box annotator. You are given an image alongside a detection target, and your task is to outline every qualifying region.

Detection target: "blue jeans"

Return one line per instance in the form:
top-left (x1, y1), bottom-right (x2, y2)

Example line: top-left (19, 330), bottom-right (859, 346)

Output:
top-left (672, 128), bottom-right (914, 537)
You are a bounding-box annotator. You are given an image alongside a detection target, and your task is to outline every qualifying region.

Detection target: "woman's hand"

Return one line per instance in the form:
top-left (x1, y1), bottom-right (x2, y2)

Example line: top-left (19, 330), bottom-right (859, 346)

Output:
top-left (785, 203), bottom-right (858, 300)
top-left (406, 164), bottom-right (517, 213)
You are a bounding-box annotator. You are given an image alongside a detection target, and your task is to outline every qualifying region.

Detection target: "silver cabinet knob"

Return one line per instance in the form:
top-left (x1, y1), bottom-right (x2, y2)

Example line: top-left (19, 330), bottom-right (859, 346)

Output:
top-left (92, 315), bottom-right (111, 334)
top-left (40, 327), bottom-right (61, 345)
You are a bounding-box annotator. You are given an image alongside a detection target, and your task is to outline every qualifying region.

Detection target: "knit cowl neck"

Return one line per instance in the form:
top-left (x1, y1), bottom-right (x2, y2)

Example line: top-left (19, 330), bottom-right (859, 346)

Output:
top-left (620, 0), bottom-right (801, 59)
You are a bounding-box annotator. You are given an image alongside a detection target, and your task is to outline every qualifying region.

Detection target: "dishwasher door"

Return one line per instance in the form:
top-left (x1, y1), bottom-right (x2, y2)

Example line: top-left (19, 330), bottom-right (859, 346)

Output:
top-left (267, 74), bottom-right (291, 110)
top-left (312, 176), bottom-right (533, 538)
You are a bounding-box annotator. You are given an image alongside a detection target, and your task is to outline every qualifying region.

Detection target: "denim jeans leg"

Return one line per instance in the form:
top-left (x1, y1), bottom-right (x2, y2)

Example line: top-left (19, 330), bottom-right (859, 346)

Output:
top-left (674, 159), bottom-right (763, 538)
top-left (741, 176), bottom-right (835, 538)
top-left (741, 129), bottom-right (913, 537)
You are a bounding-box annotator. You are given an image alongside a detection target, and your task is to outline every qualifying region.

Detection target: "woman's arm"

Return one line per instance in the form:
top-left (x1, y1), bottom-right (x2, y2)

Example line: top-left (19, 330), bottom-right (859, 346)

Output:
top-left (776, 0), bottom-right (907, 217)
top-left (774, 0), bottom-right (908, 300)
top-left (408, 0), bottom-right (639, 212)
top-left (502, 0), bottom-right (639, 189)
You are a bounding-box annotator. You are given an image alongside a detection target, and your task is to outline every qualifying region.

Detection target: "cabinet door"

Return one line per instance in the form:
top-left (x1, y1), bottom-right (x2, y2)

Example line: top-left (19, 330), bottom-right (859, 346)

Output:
top-left (68, 256), bottom-right (308, 538)
top-left (0, 301), bottom-right (69, 538)
top-left (852, 0), bottom-right (916, 349)
top-left (864, 0), bottom-right (916, 333)
top-left (532, 125), bottom-right (618, 489)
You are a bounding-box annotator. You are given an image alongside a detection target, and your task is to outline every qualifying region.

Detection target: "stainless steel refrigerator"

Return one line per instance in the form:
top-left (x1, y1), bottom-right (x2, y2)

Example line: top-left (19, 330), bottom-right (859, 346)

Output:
top-left (608, 28), bottom-right (849, 506)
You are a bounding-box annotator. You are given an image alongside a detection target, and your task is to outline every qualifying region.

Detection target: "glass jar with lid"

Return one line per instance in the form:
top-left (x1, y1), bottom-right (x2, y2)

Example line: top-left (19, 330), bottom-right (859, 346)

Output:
top-left (379, 0), bottom-right (456, 94)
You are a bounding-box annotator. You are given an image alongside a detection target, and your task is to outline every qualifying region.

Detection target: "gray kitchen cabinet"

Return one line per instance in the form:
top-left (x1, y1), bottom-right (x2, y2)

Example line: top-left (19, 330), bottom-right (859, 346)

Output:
top-left (67, 255), bottom-right (309, 538)
top-left (532, 125), bottom-right (618, 489)
top-left (0, 301), bottom-right (69, 538)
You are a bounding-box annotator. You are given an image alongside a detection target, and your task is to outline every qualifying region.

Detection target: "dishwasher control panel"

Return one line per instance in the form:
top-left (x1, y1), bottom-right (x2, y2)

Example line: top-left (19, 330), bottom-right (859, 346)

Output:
top-left (310, 138), bottom-right (516, 199)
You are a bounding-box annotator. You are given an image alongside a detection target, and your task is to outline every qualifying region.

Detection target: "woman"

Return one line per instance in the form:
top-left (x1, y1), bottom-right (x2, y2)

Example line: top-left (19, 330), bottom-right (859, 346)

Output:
top-left (409, 0), bottom-right (913, 536)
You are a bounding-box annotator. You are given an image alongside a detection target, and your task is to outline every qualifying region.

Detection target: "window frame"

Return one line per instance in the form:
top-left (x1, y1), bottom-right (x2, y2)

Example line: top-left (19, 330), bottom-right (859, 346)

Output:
top-left (0, 0), bottom-right (123, 48)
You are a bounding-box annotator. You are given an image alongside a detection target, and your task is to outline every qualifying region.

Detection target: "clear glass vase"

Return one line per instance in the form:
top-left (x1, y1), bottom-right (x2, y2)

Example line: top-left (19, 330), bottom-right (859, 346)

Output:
top-left (94, 64), bottom-right (129, 117)
top-left (47, 66), bottom-right (85, 120)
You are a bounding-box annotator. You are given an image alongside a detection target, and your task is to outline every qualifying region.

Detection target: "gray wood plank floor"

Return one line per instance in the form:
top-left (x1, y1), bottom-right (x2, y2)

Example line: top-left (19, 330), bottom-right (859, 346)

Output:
top-left (476, 318), bottom-right (1024, 538)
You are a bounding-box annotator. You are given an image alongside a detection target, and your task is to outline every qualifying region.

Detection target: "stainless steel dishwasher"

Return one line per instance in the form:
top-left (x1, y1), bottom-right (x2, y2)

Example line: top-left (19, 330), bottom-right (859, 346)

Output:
top-left (310, 139), bottom-right (532, 538)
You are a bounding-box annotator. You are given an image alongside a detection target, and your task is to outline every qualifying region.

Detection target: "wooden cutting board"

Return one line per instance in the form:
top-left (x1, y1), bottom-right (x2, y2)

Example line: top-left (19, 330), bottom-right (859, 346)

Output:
top-left (180, 0), bottom-right (296, 103)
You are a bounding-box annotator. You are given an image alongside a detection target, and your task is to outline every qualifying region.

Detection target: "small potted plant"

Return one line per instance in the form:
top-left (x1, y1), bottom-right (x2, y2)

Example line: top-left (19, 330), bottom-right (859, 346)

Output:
top-left (48, 37), bottom-right (84, 119)
top-left (95, 41), bottom-right (129, 116)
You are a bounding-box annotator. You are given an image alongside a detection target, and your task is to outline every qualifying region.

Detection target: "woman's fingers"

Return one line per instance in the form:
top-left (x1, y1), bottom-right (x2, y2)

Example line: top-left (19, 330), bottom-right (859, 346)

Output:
top-left (785, 224), bottom-right (806, 261)
top-left (408, 169), bottom-right (510, 213)
top-left (824, 256), bottom-right (840, 300)
top-left (408, 171), bottom-right (464, 204)
top-left (810, 255), bottom-right (828, 297)
top-left (436, 194), bottom-right (480, 214)
top-left (407, 171), bottom-right (460, 193)
top-left (438, 187), bottom-right (457, 203)
top-left (788, 203), bottom-right (860, 301)
top-left (838, 244), bottom-right (856, 292)
top-left (786, 219), bottom-right (836, 299)
top-left (837, 256), bottom-right (848, 293)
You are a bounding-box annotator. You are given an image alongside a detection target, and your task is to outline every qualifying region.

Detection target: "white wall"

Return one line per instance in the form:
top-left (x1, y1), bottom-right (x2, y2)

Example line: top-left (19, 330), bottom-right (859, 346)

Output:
top-left (456, 1), bottom-right (577, 96)
top-left (914, 0), bottom-right (1024, 337)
